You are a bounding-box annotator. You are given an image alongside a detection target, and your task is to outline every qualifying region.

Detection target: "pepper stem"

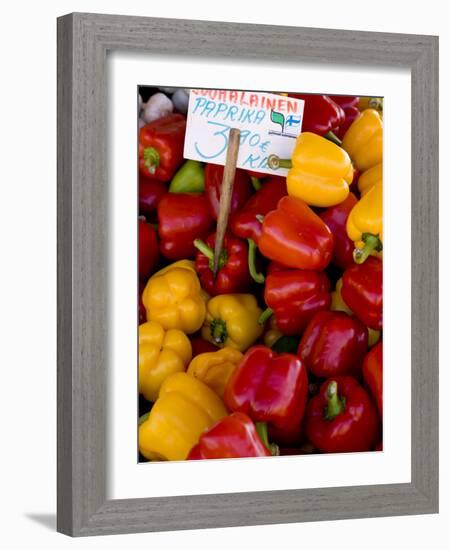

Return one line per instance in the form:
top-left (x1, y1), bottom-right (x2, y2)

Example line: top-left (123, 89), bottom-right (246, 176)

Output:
top-left (251, 177), bottom-right (262, 191)
top-left (247, 239), bottom-right (265, 284)
top-left (255, 422), bottom-right (280, 456)
top-left (368, 97), bottom-right (383, 112)
top-left (139, 412), bottom-right (150, 426)
top-left (194, 239), bottom-right (227, 271)
top-left (267, 154), bottom-right (292, 170)
top-left (323, 131), bottom-right (342, 146)
top-left (210, 318), bottom-right (228, 345)
top-left (258, 307), bottom-right (273, 325)
top-left (143, 147), bottom-right (161, 174)
top-left (353, 233), bottom-right (383, 264)
top-left (324, 381), bottom-right (346, 421)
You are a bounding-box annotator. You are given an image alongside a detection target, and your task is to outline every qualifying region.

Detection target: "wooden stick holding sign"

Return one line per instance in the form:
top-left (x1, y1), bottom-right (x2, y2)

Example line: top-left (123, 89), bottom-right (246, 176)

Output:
top-left (213, 128), bottom-right (241, 276)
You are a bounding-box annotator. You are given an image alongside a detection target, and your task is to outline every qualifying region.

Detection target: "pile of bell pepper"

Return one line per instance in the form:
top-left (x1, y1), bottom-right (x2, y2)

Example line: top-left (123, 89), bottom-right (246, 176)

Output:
top-left (138, 87), bottom-right (384, 461)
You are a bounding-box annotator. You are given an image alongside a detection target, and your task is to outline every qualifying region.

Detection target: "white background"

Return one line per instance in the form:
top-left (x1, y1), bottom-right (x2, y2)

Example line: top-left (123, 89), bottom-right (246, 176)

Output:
top-left (0, 1), bottom-right (447, 549)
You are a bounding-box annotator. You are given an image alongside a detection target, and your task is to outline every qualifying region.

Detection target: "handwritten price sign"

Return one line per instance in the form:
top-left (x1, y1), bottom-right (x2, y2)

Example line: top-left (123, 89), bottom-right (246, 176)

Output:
top-left (184, 90), bottom-right (305, 176)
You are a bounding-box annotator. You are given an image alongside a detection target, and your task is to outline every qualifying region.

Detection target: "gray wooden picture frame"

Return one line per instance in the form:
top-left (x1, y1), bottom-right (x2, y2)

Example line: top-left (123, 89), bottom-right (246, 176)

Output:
top-left (57, 12), bottom-right (439, 537)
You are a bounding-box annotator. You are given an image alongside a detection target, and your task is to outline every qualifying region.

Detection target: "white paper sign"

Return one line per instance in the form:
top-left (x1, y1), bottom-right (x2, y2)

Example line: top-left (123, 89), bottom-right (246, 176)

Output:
top-left (183, 89), bottom-right (305, 176)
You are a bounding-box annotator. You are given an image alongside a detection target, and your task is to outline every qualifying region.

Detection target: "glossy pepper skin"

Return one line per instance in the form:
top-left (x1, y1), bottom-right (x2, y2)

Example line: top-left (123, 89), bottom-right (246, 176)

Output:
top-left (169, 160), bottom-right (205, 193)
top-left (138, 218), bottom-right (160, 280)
top-left (229, 176), bottom-right (287, 243)
top-left (202, 294), bottom-right (264, 352)
top-left (187, 347), bottom-right (243, 398)
top-left (319, 192), bottom-right (358, 270)
top-left (341, 257), bottom-right (383, 331)
top-left (138, 321), bottom-right (192, 402)
top-left (157, 193), bottom-right (213, 260)
top-left (259, 196), bottom-right (334, 271)
top-left (328, 95), bottom-right (360, 141)
top-left (284, 133), bottom-right (353, 207)
top-left (330, 278), bottom-right (381, 348)
top-left (305, 377), bottom-right (380, 453)
top-left (358, 163), bottom-right (382, 197)
top-left (204, 164), bottom-right (253, 220)
top-left (342, 109), bottom-right (383, 172)
top-left (143, 266), bottom-right (206, 334)
top-left (139, 175), bottom-right (167, 218)
top-left (263, 269), bottom-right (331, 335)
top-left (139, 372), bottom-right (227, 461)
top-left (362, 341), bottom-right (383, 416)
top-left (347, 182), bottom-right (383, 264)
top-left (297, 311), bottom-right (368, 378)
top-left (289, 94), bottom-right (345, 136)
top-left (139, 113), bottom-right (186, 181)
top-left (194, 232), bottom-right (252, 296)
top-left (224, 346), bottom-right (309, 444)
top-left (187, 412), bottom-right (271, 460)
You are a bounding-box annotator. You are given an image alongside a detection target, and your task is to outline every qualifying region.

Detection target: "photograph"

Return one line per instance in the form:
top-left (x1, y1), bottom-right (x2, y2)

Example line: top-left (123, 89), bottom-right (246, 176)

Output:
top-left (137, 87), bottom-right (383, 462)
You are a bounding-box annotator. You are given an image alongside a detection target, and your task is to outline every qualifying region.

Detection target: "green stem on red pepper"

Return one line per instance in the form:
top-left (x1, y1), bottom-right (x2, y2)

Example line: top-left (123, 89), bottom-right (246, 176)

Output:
top-left (258, 307), bottom-right (273, 325)
top-left (143, 146), bottom-right (161, 174)
top-left (324, 381), bottom-right (346, 421)
top-left (247, 238), bottom-right (265, 284)
top-left (255, 422), bottom-right (280, 456)
top-left (194, 238), bottom-right (227, 272)
top-left (251, 176), bottom-right (262, 191)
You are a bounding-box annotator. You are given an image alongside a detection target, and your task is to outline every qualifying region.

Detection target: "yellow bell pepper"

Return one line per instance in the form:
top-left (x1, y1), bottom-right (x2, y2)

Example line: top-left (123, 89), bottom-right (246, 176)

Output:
top-left (152, 259), bottom-right (195, 277)
top-left (139, 372), bottom-right (227, 461)
top-left (358, 97), bottom-right (383, 113)
top-left (284, 132), bottom-right (354, 207)
top-left (347, 182), bottom-right (383, 264)
top-left (142, 267), bottom-right (206, 334)
top-left (331, 279), bottom-right (381, 347)
top-left (187, 347), bottom-right (242, 398)
top-left (263, 316), bottom-right (282, 348)
top-left (202, 294), bottom-right (264, 352)
top-left (358, 163), bottom-right (382, 197)
top-left (342, 109), bottom-right (383, 172)
top-left (139, 321), bottom-right (192, 402)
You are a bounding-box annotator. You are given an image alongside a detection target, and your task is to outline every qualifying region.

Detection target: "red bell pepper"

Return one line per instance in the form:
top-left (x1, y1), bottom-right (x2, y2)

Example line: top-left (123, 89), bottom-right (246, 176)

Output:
top-left (261, 269), bottom-right (331, 335)
top-left (328, 95), bottom-right (360, 141)
top-left (305, 376), bottom-right (380, 453)
top-left (319, 192), bottom-right (358, 270)
top-left (229, 176), bottom-right (287, 244)
top-left (289, 94), bottom-right (345, 139)
top-left (138, 113), bottom-right (186, 181)
top-left (139, 174), bottom-right (167, 218)
top-left (259, 196), bottom-right (334, 271)
top-left (138, 218), bottom-right (160, 280)
top-left (157, 193), bottom-right (214, 260)
top-left (204, 164), bottom-right (253, 220)
top-left (297, 311), bottom-right (368, 378)
top-left (224, 345), bottom-right (308, 444)
top-left (194, 232), bottom-right (252, 296)
top-left (362, 341), bottom-right (383, 416)
top-left (341, 257), bottom-right (383, 330)
top-left (187, 412), bottom-right (273, 460)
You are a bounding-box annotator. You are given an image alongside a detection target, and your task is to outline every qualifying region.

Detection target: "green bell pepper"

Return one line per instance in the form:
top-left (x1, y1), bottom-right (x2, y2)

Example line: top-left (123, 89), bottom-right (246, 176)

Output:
top-left (169, 160), bottom-right (205, 193)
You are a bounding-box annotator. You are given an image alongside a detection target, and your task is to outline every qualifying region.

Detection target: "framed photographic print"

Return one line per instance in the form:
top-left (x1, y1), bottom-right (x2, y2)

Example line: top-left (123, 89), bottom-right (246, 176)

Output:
top-left (57, 13), bottom-right (439, 536)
